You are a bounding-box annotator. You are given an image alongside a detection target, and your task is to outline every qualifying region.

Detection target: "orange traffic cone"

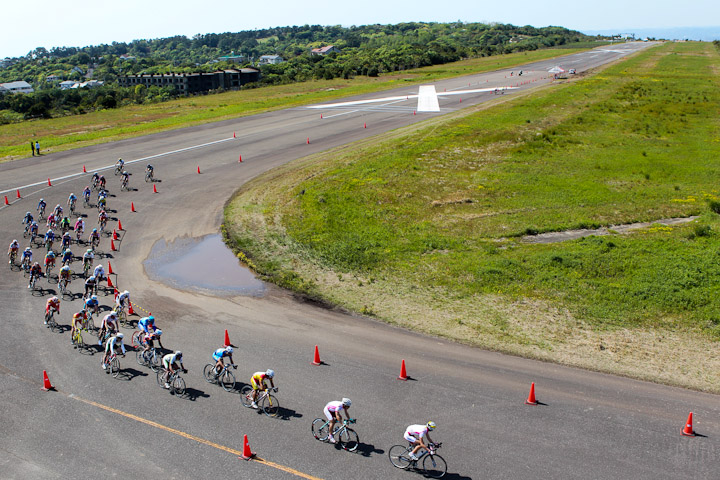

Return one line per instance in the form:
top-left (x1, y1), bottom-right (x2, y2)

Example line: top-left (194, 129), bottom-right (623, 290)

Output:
top-left (107, 276), bottom-right (114, 288)
top-left (48, 178), bottom-right (52, 186)
top-left (128, 302), bottom-right (134, 315)
top-left (240, 434), bottom-right (254, 460)
top-left (83, 165), bottom-right (87, 173)
top-left (118, 220), bottom-right (123, 230)
top-left (682, 412), bottom-right (696, 436)
top-left (153, 184), bottom-right (158, 193)
top-left (238, 154), bottom-right (242, 163)
top-left (398, 359), bottom-right (408, 381)
top-left (233, 132), bottom-right (236, 138)
top-left (364, 122), bottom-right (367, 129)
top-left (131, 202), bottom-right (136, 212)
top-left (525, 382), bottom-right (538, 405)
top-left (197, 166), bottom-right (201, 174)
top-left (108, 262), bottom-right (114, 274)
top-left (16, 189), bottom-right (21, 199)
top-left (224, 329), bottom-right (231, 347)
top-left (413, 111), bottom-right (416, 115)
top-left (320, 113), bottom-right (323, 119)
top-left (306, 137), bottom-right (310, 145)
top-left (111, 239), bottom-right (117, 251)
top-left (113, 287), bottom-right (119, 299)
top-left (3, 196), bottom-right (8, 206)
top-left (311, 345), bottom-right (321, 365)
top-left (42, 370), bottom-right (55, 391)
top-left (112, 229), bottom-right (118, 240)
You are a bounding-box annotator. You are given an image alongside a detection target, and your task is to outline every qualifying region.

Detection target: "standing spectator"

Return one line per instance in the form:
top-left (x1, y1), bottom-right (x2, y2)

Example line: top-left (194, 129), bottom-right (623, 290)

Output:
top-left (35, 141), bottom-right (40, 155)
top-left (30, 141), bottom-right (35, 156)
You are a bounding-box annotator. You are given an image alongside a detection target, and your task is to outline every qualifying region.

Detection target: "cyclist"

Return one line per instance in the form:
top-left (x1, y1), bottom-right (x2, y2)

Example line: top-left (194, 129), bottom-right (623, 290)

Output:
top-left (97, 193), bottom-right (107, 211)
top-left (70, 309), bottom-right (87, 342)
top-left (67, 193), bottom-right (77, 211)
top-left (161, 351), bottom-right (186, 389)
top-left (116, 289), bottom-right (130, 310)
top-left (29, 221), bottom-right (39, 241)
top-left (141, 328), bottom-right (163, 357)
top-left (22, 211), bottom-right (34, 232)
top-left (121, 170), bottom-right (130, 189)
top-left (98, 210), bottom-right (108, 229)
top-left (46, 212), bottom-right (57, 229)
top-left (60, 231), bottom-right (71, 249)
top-left (145, 164), bottom-right (154, 180)
top-left (21, 246), bottom-right (33, 270)
top-left (115, 157), bottom-right (124, 172)
top-left (93, 264), bottom-right (105, 283)
top-left (250, 369), bottom-right (276, 409)
top-left (82, 185), bottom-right (92, 204)
top-left (37, 198), bottom-right (46, 217)
top-left (45, 296), bottom-right (60, 324)
top-left (89, 228), bottom-right (100, 248)
top-left (323, 398), bottom-right (352, 444)
top-left (61, 247), bottom-right (73, 266)
top-left (98, 311), bottom-right (118, 345)
top-left (138, 314), bottom-right (158, 335)
top-left (84, 294), bottom-right (100, 317)
top-left (83, 248), bottom-right (94, 271)
top-left (53, 204), bottom-right (63, 219)
top-left (44, 229), bottom-right (55, 248)
top-left (102, 332), bottom-right (126, 370)
top-left (74, 218), bottom-right (84, 240)
top-left (211, 346), bottom-right (236, 377)
top-left (91, 172), bottom-right (100, 187)
top-left (59, 216), bottom-right (71, 234)
top-left (44, 250), bottom-right (56, 275)
top-left (98, 174), bottom-right (106, 189)
top-left (28, 262), bottom-right (43, 288)
top-left (84, 275), bottom-right (97, 298)
top-left (403, 422), bottom-right (437, 461)
top-left (58, 264), bottom-right (71, 289)
top-left (7, 239), bottom-right (19, 264)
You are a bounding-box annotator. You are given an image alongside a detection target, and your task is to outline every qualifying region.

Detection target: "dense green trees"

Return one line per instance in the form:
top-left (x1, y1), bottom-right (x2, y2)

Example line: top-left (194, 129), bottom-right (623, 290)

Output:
top-left (0, 22), bottom-right (595, 122)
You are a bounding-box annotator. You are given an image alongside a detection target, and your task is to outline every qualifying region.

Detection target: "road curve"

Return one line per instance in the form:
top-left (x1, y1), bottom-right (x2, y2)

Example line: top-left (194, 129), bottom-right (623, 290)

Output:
top-left (2, 42), bottom-right (718, 480)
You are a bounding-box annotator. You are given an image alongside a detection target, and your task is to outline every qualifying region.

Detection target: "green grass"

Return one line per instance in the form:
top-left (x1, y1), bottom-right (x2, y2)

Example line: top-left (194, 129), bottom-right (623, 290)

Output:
top-left (225, 42), bottom-right (720, 391)
top-left (0, 46), bottom-right (593, 161)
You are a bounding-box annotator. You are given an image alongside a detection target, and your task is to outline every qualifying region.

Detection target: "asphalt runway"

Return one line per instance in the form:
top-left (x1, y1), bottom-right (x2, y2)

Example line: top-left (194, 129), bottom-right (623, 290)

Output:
top-left (2, 42), bottom-right (718, 479)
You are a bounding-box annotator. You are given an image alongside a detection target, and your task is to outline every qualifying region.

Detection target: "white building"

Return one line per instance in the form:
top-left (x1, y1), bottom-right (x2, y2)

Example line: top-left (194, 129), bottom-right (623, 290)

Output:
top-left (0, 80), bottom-right (34, 94)
top-left (259, 55), bottom-right (284, 65)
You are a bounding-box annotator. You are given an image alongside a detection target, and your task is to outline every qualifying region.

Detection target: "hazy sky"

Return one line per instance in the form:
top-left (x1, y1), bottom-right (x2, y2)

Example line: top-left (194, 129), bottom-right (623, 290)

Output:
top-left (2, 0), bottom-right (718, 58)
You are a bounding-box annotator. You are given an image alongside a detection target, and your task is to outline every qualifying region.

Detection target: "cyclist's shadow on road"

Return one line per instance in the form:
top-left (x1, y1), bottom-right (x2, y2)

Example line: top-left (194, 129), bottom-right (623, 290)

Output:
top-left (275, 406), bottom-right (302, 421)
top-left (116, 367), bottom-right (148, 381)
top-left (180, 387), bottom-right (210, 401)
top-left (355, 443), bottom-right (384, 458)
top-left (442, 473), bottom-right (473, 480)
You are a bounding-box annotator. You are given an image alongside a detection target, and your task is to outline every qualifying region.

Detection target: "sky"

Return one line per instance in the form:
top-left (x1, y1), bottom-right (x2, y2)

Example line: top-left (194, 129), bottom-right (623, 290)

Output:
top-left (2, 0), bottom-right (719, 58)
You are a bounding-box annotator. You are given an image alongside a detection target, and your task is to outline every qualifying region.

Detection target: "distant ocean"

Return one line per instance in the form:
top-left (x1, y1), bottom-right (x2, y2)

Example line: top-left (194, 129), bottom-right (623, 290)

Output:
top-left (582, 26), bottom-right (720, 41)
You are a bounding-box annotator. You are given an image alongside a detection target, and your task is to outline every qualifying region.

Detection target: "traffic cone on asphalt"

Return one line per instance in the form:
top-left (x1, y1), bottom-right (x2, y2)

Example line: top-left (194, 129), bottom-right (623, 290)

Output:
top-left (111, 239), bottom-right (117, 251)
top-left (48, 178), bottom-right (52, 186)
top-left (3, 196), bottom-right (8, 206)
top-left (306, 137), bottom-right (310, 145)
top-left (364, 122), bottom-right (367, 129)
top-left (233, 132), bottom-right (236, 138)
top-left (107, 276), bottom-right (114, 288)
top-left (16, 189), bottom-right (21, 199)
top-left (108, 262), bottom-right (114, 274)
top-left (238, 154), bottom-right (242, 163)
top-left (131, 202), bottom-right (136, 212)
top-left (320, 114), bottom-right (323, 119)
top-left (682, 412), bottom-right (696, 436)
top-left (240, 434), bottom-right (254, 460)
top-left (525, 382), bottom-right (538, 405)
top-left (398, 359), bottom-right (408, 381)
top-left (128, 302), bottom-right (134, 315)
top-left (42, 370), bottom-right (54, 391)
top-left (153, 184), bottom-right (158, 193)
top-left (112, 229), bottom-right (118, 240)
top-left (83, 165), bottom-right (87, 173)
top-left (311, 345), bottom-right (321, 365)
top-left (118, 220), bottom-right (123, 231)
top-left (113, 287), bottom-right (119, 299)
top-left (197, 166), bottom-right (201, 174)
top-left (224, 329), bottom-right (231, 347)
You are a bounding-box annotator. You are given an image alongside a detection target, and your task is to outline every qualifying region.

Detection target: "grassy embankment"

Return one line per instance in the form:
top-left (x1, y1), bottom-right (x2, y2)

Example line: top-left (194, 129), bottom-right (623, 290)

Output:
top-left (0, 47), bottom-right (593, 162)
top-left (225, 41), bottom-right (720, 392)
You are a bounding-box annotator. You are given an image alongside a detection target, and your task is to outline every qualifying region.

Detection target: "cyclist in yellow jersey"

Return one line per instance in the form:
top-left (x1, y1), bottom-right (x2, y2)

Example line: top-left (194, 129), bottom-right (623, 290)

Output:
top-left (70, 309), bottom-right (87, 342)
top-left (250, 369), bottom-right (276, 409)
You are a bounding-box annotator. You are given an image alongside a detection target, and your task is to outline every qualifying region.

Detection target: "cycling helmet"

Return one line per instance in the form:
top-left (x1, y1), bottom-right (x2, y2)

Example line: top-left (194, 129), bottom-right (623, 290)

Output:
top-left (225, 346), bottom-right (233, 353)
top-left (116, 332), bottom-right (124, 339)
top-left (26, 211), bottom-right (31, 216)
top-left (123, 290), bottom-right (129, 296)
top-left (70, 193), bottom-right (75, 197)
top-left (12, 239), bottom-right (18, 244)
top-left (118, 157), bottom-right (123, 161)
top-left (426, 421), bottom-right (436, 430)
top-left (31, 221), bottom-right (37, 225)
top-left (147, 315), bottom-right (154, 322)
top-left (60, 265), bottom-right (69, 271)
top-left (154, 329), bottom-right (162, 336)
top-left (175, 351), bottom-right (182, 358)
top-left (25, 247), bottom-right (31, 251)
top-left (108, 311), bottom-right (116, 318)
top-left (50, 296), bottom-right (59, 302)
top-left (88, 275), bottom-right (96, 281)
top-left (147, 164), bottom-right (152, 169)
top-left (265, 369), bottom-right (275, 378)
top-left (91, 295), bottom-right (98, 301)
top-left (92, 228), bottom-right (97, 233)
top-left (40, 198), bottom-right (44, 202)
top-left (33, 261), bottom-right (40, 266)
top-left (122, 171), bottom-right (128, 176)
top-left (342, 398), bottom-right (352, 407)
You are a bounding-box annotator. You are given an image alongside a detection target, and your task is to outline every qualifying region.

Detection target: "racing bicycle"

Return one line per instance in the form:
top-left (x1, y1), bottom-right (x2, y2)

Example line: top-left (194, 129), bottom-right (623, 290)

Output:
top-left (156, 368), bottom-right (187, 396)
top-left (311, 418), bottom-right (359, 452)
top-left (102, 351), bottom-right (122, 378)
top-left (388, 442), bottom-right (446, 478)
top-left (240, 386), bottom-right (279, 417)
top-left (44, 309), bottom-right (59, 331)
top-left (203, 363), bottom-right (237, 392)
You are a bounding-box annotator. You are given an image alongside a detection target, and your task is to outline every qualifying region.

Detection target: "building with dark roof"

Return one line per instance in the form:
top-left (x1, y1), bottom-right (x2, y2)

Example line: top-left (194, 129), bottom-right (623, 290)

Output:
top-left (118, 68), bottom-right (260, 94)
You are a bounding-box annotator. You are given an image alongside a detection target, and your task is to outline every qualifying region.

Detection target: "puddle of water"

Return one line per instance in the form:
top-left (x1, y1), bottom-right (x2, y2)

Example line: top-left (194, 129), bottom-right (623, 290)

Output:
top-left (144, 234), bottom-right (265, 296)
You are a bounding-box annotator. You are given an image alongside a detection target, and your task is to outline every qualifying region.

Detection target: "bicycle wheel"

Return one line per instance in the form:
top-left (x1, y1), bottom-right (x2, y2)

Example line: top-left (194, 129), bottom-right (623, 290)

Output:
top-left (75, 331), bottom-right (84, 350)
top-left (261, 394), bottom-right (279, 417)
top-left (311, 418), bottom-right (330, 441)
top-left (110, 357), bottom-right (120, 378)
top-left (339, 428), bottom-right (359, 452)
top-left (239, 385), bottom-right (254, 407)
top-left (219, 370), bottom-right (235, 392)
top-left (131, 331), bottom-right (143, 349)
top-left (389, 445), bottom-right (413, 469)
top-left (149, 352), bottom-right (161, 372)
top-left (203, 364), bottom-right (217, 383)
top-left (136, 349), bottom-right (148, 367)
top-left (422, 454), bottom-right (447, 478)
top-left (172, 376), bottom-right (186, 396)
top-left (156, 370), bottom-right (165, 387)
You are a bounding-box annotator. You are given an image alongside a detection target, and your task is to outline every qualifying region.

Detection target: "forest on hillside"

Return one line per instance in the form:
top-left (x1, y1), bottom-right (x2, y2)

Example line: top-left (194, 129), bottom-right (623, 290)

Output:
top-left (0, 22), bottom-right (597, 123)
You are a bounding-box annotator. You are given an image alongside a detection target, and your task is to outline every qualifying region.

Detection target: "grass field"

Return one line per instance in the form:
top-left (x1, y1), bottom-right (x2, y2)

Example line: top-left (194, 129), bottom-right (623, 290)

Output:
top-left (0, 47), bottom-right (593, 161)
top-left (225, 41), bottom-right (720, 392)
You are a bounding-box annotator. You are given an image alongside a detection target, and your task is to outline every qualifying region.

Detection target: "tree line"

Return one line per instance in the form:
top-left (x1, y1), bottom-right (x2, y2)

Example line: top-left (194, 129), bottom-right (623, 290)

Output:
top-left (0, 22), bottom-right (597, 123)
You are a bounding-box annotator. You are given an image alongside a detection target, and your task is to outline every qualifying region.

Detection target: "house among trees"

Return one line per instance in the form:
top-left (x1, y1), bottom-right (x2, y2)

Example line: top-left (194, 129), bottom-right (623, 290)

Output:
top-left (218, 52), bottom-right (245, 64)
top-left (118, 68), bottom-right (260, 94)
top-left (118, 54), bottom-right (136, 61)
top-left (0, 80), bottom-right (34, 94)
top-left (259, 55), bottom-right (284, 65)
top-left (311, 45), bottom-right (341, 56)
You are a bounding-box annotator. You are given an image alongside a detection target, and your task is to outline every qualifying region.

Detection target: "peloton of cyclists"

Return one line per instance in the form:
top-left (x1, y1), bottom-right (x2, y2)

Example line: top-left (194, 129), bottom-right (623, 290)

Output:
top-left (45, 296), bottom-right (60, 324)
top-left (211, 345), bottom-right (236, 377)
top-left (161, 351), bottom-right (186, 389)
top-left (250, 369), bottom-right (276, 409)
top-left (7, 239), bottom-right (19, 264)
top-left (323, 398), bottom-right (353, 444)
top-left (102, 332), bottom-right (126, 370)
top-left (403, 422), bottom-right (437, 461)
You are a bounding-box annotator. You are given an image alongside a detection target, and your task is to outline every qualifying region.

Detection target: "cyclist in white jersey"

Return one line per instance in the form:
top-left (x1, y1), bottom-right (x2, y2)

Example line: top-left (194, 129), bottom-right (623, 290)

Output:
top-left (404, 422), bottom-right (437, 460)
top-left (323, 398), bottom-right (352, 443)
top-left (102, 332), bottom-right (126, 369)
